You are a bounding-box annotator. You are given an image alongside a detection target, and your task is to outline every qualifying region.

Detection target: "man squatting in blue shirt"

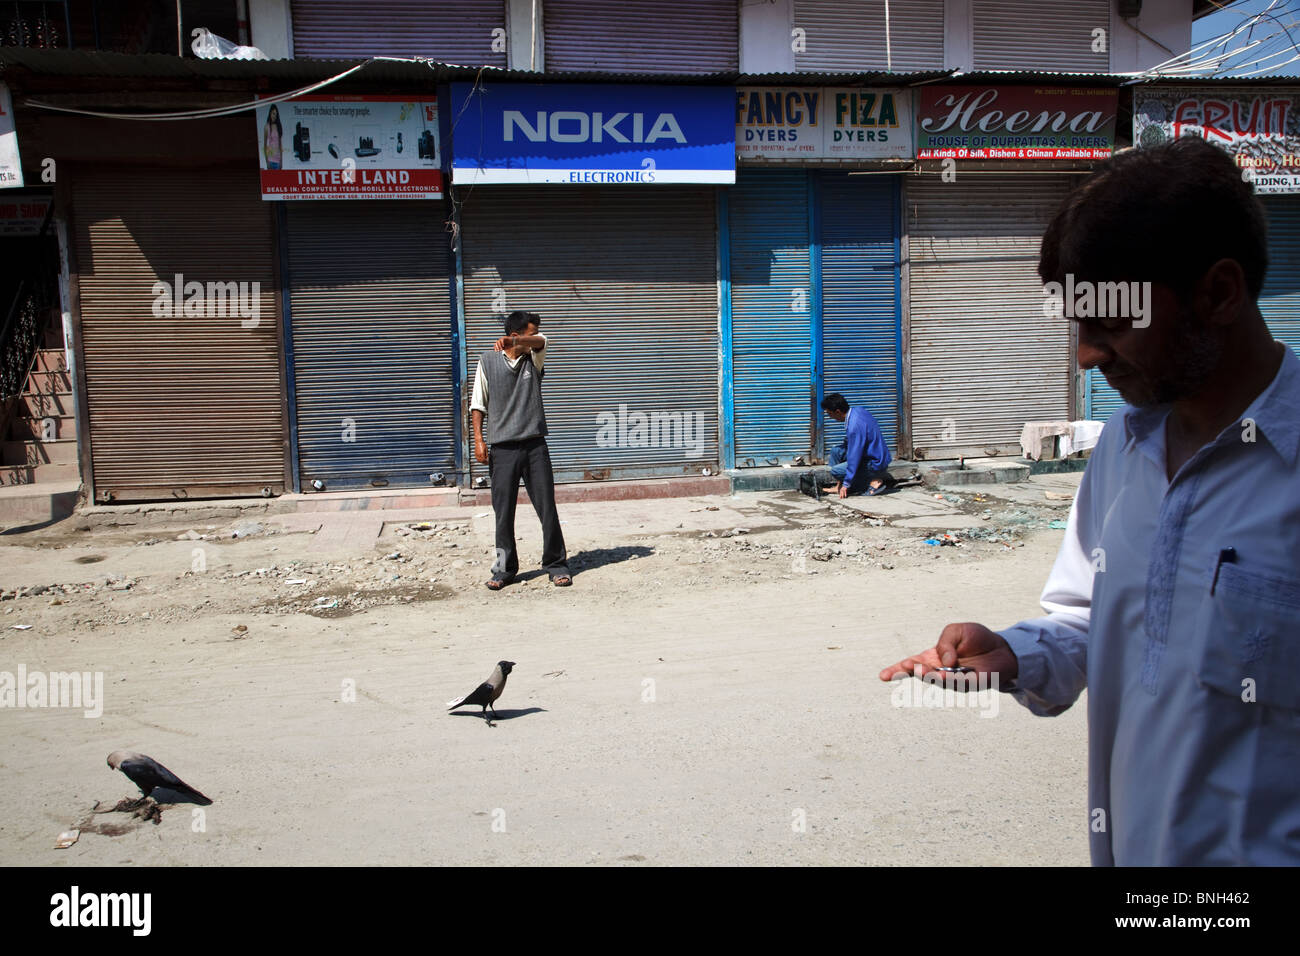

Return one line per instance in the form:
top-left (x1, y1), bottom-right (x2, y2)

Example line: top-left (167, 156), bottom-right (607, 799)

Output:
top-left (819, 393), bottom-right (893, 498)
top-left (880, 136), bottom-right (1300, 865)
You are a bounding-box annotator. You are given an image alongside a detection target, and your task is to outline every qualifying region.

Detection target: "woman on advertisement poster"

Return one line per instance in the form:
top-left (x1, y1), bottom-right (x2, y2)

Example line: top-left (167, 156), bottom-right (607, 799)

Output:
top-left (263, 104), bottom-right (283, 170)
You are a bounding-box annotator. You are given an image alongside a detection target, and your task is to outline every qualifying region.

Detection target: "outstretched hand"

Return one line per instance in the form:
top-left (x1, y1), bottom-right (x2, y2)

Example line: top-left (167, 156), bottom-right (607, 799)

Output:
top-left (878, 622), bottom-right (1019, 684)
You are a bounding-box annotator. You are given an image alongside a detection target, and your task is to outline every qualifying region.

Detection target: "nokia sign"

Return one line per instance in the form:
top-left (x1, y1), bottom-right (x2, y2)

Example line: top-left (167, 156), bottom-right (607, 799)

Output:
top-left (503, 111), bottom-right (688, 144)
top-left (452, 83), bottom-right (734, 184)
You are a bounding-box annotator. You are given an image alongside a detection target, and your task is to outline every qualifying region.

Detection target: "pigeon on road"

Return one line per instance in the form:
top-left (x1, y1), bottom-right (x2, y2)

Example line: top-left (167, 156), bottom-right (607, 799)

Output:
top-left (447, 661), bottom-right (515, 726)
top-left (107, 751), bottom-right (213, 805)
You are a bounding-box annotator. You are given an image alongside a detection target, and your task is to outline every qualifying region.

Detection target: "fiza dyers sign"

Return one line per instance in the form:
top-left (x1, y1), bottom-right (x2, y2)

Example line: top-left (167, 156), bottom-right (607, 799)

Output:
top-left (735, 87), bottom-right (912, 161)
top-left (916, 86), bottom-right (1117, 160)
top-left (1134, 88), bottom-right (1300, 194)
top-left (450, 83), bottom-right (735, 184)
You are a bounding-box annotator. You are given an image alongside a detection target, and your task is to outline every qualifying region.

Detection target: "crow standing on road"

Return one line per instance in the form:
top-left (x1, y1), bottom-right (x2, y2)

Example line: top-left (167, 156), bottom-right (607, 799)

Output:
top-left (447, 661), bottom-right (515, 726)
top-left (107, 750), bottom-right (213, 805)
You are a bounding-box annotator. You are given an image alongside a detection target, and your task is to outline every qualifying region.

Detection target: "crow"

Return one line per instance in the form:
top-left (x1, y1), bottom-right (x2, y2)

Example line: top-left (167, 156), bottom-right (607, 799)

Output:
top-left (447, 661), bottom-right (515, 726)
top-left (107, 751), bottom-right (213, 806)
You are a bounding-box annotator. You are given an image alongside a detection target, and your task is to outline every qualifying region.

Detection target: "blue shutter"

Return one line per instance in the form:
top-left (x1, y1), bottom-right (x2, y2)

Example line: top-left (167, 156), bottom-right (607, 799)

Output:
top-left (1262, 196), bottom-right (1300, 356)
top-left (1086, 368), bottom-right (1124, 421)
top-left (818, 172), bottom-right (901, 455)
top-left (727, 169), bottom-right (814, 466)
top-left (285, 202), bottom-right (458, 491)
top-left (1089, 194), bottom-right (1300, 420)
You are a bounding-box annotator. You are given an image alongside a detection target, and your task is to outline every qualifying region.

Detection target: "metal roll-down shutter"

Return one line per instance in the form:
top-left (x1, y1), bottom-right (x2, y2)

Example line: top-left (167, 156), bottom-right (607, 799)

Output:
top-left (1261, 196), bottom-right (1300, 357)
top-left (906, 173), bottom-right (1076, 458)
top-left (792, 0), bottom-right (945, 72)
top-left (284, 201), bottom-right (457, 491)
top-left (972, 0), bottom-right (1111, 72)
top-left (543, 0), bottom-right (737, 73)
top-left (290, 0), bottom-right (507, 65)
top-left (71, 166), bottom-right (284, 502)
top-left (727, 168), bottom-right (814, 466)
top-left (819, 171), bottom-right (901, 455)
top-left (460, 186), bottom-right (719, 483)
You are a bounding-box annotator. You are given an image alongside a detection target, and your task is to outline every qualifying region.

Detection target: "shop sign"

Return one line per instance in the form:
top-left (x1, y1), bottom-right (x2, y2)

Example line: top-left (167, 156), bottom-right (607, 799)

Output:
top-left (0, 83), bottom-right (24, 189)
top-left (450, 83), bottom-right (735, 184)
top-left (0, 195), bottom-right (50, 235)
top-left (255, 95), bottom-right (441, 199)
top-left (1135, 87), bottom-right (1300, 194)
top-left (916, 86), bottom-right (1116, 160)
top-left (736, 87), bottom-right (913, 160)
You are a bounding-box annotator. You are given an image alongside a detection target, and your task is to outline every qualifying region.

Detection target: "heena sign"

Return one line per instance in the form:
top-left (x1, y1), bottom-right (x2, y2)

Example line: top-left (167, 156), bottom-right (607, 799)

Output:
top-left (916, 86), bottom-right (1117, 160)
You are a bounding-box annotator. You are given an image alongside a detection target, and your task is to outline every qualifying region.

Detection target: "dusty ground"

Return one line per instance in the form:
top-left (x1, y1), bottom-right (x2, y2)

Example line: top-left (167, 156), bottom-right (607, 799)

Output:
top-left (0, 474), bottom-right (1089, 866)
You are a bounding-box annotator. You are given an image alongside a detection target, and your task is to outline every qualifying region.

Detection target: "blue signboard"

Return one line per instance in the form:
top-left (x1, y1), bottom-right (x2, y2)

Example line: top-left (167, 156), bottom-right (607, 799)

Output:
top-left (450, 83), bottom-right (736, 185)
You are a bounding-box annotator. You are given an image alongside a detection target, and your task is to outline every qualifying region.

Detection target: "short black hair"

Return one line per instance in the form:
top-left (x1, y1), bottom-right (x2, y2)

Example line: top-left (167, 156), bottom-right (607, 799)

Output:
top-left (821, 393), bottom-right (849, 414)
top-left (504, 310), bottom-right (540, 335)
top-left (1040, 135), bottom-right (1268, 301)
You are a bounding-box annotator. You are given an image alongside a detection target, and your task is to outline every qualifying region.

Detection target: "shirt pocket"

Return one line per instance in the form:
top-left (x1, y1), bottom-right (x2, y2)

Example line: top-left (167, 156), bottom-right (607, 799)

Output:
top-left (1195, 562), bottom-right (1300, 711)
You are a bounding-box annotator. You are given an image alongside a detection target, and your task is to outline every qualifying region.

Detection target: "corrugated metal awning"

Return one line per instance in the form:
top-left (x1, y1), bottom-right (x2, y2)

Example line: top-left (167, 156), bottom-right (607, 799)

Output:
top-left (0, 46), bottom-right (967, 86)
top-left (5, 47), bottom-right (1157, 88)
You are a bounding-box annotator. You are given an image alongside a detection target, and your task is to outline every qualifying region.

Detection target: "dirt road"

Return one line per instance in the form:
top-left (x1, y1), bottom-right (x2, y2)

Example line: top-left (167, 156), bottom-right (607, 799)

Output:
top-left (0, 477), bottom-right (1089, 865)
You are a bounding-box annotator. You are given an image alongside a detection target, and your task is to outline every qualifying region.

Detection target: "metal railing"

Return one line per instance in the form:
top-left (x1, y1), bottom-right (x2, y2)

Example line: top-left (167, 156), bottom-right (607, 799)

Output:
top-left (1, 1), bottom-right (71, 49)
top-left (0, 203), bottom-right (57, 406)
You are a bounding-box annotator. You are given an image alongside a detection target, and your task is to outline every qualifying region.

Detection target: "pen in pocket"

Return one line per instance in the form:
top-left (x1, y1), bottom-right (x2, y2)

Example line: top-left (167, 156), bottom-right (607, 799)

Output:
top-left (1210, 547), bottom-right (1237, 595)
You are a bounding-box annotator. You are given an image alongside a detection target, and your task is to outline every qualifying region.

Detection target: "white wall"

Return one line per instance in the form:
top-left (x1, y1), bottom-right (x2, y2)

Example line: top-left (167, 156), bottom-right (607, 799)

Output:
top-left (507, 0), bottom-right (544, 70)
top-left (1110, 0), bottom-right (1191, 73)
top-left (248, 0), bottom-right (292, 59)
top-left (740, 0), bottom-right (795, 74)
top-left (944, 0), bottom-right (972, 72)
top-left (742, 0), bottom-right (1193, 75)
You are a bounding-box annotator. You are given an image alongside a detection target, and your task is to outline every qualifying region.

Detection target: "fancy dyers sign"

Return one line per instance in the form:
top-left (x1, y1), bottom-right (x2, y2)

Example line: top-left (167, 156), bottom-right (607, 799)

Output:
top-left (916, 86), bottom-right (1117, 160)
top-left (735, 87), bottom-right (913, 161)
top-left (450, 83), bottom-right (735, 184)
top-left (1134, 88), bottom-right (1300, 194)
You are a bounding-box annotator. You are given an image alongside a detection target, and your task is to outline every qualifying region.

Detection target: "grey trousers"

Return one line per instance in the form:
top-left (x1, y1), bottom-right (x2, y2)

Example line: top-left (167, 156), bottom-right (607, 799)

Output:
top-left (488, 436), bottom-right (570, 579)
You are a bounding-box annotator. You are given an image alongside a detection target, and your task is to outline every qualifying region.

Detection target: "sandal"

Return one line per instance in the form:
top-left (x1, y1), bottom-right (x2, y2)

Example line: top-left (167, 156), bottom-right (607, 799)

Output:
top-left (485, 576), bottom-right (513, 591)
top-left (551, 575), bottom-right (572, 587)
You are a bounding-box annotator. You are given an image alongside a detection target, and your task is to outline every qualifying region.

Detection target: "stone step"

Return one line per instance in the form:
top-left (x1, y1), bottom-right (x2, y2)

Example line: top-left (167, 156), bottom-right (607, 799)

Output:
top-left (0, 460), bottom-right (79, 484)
top-left (2, 438), bottom-right (77, 466)
top-left (16, 391), bottom-right (74, 417)
top-left (23, 369), bottom-right (72, 395)
top-left (457, 474), bottom-right (731, 507)
top-left (8, 413), bottom-right (75, 440)
top-left (730, 462), bottom-right (921, 494)
top-left (0, 479), bottom-right (80, 525)
top-left (933, 460), bottom-right (1032, 487)
top-left (31, 349), bottom-right (69, 373)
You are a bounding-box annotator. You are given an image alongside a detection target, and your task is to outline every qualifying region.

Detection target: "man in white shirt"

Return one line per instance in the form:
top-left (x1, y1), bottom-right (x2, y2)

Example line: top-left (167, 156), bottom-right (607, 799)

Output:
top-left (881, 135), bottom-right (1300, 865)
top-left (470, 310), bottom-right (571, 590)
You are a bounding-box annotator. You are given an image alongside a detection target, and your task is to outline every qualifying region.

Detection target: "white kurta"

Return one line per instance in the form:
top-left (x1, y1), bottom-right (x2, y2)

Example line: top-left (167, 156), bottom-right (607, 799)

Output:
top-left (1000, 345), bottom-right (1300, 865)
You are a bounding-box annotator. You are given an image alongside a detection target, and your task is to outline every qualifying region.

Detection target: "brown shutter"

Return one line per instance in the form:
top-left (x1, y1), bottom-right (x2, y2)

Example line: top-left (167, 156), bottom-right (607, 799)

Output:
top-left (71, 166), bottom-right (286, 501)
